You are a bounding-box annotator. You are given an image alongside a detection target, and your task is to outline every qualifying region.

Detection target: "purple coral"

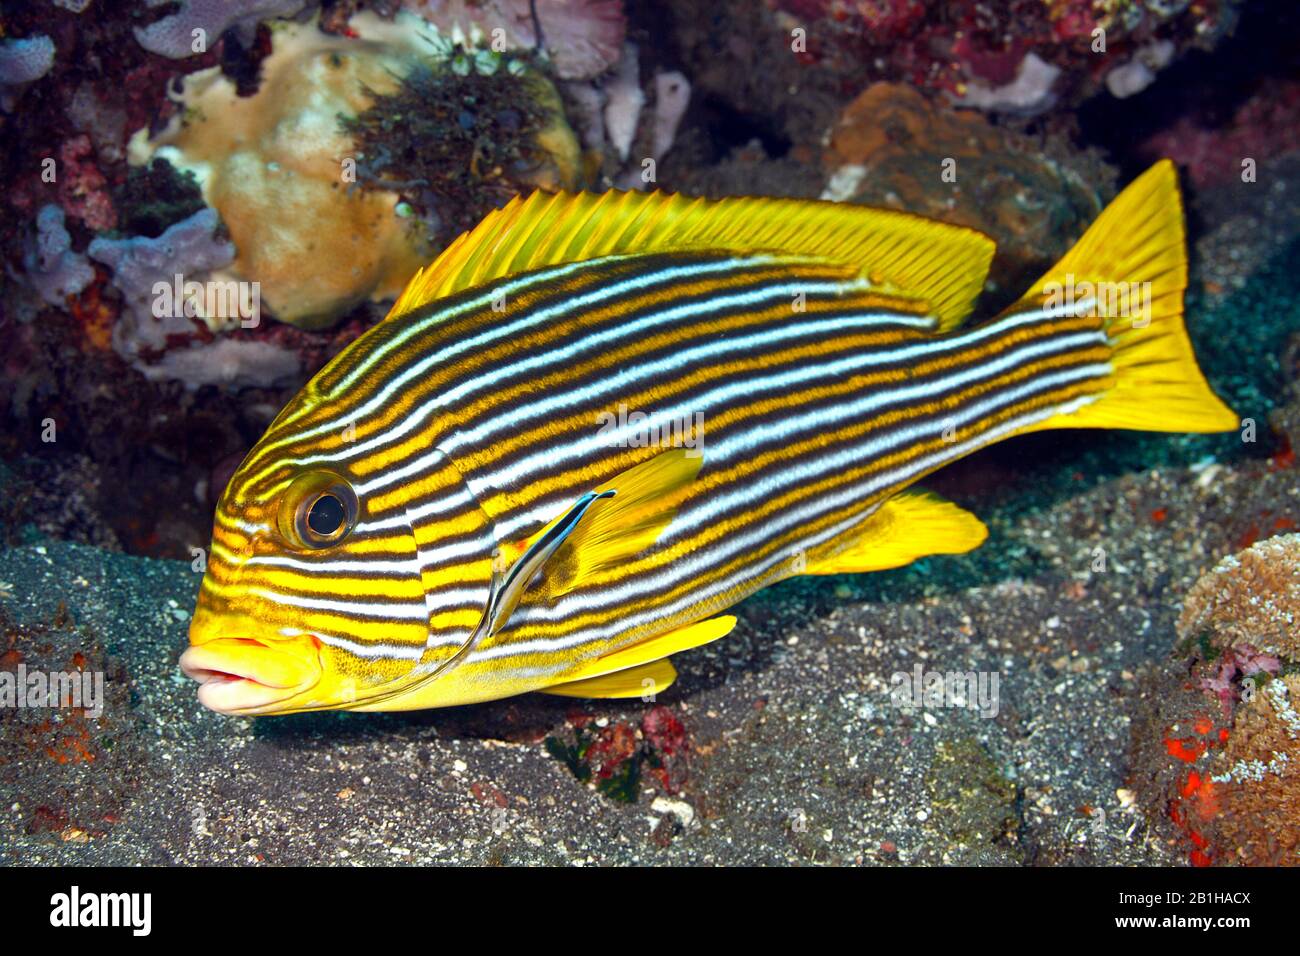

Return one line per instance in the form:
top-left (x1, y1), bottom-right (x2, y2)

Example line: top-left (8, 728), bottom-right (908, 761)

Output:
top-left (0, 34), bottom-right (55, 85)
top-left (133, 0), bottom-right (307, 58)
top-left (86, 208), bottom-right (301, 390)
top-left (529, 0), bottom-right (626, 80)
top-left (22, 205), bottom-right (95, 308)
top-left (134, 338), bottom-right (301, 391)
top-left (87, 207), bottom-right (236, 357)
top-left (0, 35), bottom-right (55, 110)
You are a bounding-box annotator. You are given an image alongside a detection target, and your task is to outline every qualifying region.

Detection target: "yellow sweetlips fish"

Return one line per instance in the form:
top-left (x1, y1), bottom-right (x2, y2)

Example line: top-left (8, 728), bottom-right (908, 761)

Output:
top-left (182, 160), bottom-right (1237, 715)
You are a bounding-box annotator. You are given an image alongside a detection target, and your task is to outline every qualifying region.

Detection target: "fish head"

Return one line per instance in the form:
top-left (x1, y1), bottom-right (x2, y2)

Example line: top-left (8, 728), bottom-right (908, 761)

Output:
top-left (183, 401), bottom-right (495, 716)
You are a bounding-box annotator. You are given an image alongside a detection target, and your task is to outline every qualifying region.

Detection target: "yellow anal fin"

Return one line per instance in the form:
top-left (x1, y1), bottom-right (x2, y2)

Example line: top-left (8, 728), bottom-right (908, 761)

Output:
top-left (1010, 159), bottom-right (1236, 435)
top-left (803, 490), bottom-right (988, 575)
top-left (540, 659), bottom-right (677, 699)
top-left (390, 190), bottom-right (995, 331)
top-left (540, 448), bottom-right (703, 598)
top-left (540, 614), bottom-right (736, 701)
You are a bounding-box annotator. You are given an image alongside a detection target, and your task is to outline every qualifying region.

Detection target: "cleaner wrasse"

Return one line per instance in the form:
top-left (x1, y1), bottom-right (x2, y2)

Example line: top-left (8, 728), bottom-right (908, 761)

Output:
top-left (181, 160), bottom-right (1236, 714)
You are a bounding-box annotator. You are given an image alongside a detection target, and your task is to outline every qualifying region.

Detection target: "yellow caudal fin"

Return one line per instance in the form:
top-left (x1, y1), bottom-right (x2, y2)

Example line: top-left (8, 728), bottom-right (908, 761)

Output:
top-left (802, 490), bottom-right (988, 575)
top-left (391, 190), bottom-right (995, 330)
top-left (540, 659), bottom-right (677, 699)
top-left (1015, 160), bottom-right (1237, 435)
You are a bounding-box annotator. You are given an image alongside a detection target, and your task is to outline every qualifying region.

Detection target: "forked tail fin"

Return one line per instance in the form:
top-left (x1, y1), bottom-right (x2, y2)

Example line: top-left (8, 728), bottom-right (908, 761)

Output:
top-left (1014, 160), bottom-right (1237, 434)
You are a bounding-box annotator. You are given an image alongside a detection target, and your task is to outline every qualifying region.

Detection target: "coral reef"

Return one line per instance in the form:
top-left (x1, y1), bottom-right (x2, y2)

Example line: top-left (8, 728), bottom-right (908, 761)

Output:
top-left (342, 36), bottom-right (580, 240)
top-left (602, 42), bottom-right (644, 162)
top-left (1104, 39), bottom-right (1176, 99)
top-left (544, 704), bottom-right (692, 803)
top-left (0, 34), bottom-right (55, 94)
top-left (128, 13), bottom-right (440, 328)
top-left (85, 198), bottom-right (301, 391)
top-left (1138, 79), bottom-right (1300, 188)
top-left (954, 51), bottom-right (1061, 115)
top-left (52, 135), bottom-right (117, 232)
top-left (1132, 532), bottom-right (1300, 866)
top-left (770, 0), bottom-right (1240, 111)
top-left (1208, 673), bottom-right (1300, 864)
top-left (112, 159), bottom-right (208, 239)
top-left (132, 337), bottom-right (301, 391)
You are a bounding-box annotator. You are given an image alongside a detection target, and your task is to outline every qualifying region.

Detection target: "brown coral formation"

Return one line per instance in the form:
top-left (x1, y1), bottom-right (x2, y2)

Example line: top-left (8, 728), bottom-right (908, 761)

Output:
top-left (1131, 532), bottom-right (1300, 866)
top-left (1175, 534), bottom-right (1300, 866)
top-left (823, 83), bottom-right (1116, 295)
top-left (1179, 533), bottom-right (1300, 662)
top-left (1208, 674), bottom-right (1300, 865)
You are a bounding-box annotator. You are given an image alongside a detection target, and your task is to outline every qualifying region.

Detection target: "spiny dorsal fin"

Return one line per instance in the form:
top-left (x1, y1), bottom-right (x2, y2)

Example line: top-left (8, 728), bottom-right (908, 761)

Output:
top-left (391, 190), bottom-right (996, 331)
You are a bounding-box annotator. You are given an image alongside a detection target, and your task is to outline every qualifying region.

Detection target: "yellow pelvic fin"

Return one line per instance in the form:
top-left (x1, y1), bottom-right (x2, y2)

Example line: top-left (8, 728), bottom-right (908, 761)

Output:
top-left (390, 189), bottom-right (996, 331)
top-left (534, 449), bottom-right (703, 598)
top-left (1013, 159), bottom-right (1237, 435)
top-left (540, 658), bottom-right (677, 699)
top-left (540, 614), bottom-right (737, 701)
top-left (802, 490), bottom-right (988, 575)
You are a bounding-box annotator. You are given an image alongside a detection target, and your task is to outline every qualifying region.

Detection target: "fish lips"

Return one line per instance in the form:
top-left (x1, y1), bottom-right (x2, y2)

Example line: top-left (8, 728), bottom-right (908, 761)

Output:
top-left (180, 636), bottom-right (322, 715)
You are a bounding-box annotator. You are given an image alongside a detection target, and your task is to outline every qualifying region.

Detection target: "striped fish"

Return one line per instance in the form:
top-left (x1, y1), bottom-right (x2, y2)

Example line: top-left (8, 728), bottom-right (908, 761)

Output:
top-left (181, 160), bottom-right (1236, 714)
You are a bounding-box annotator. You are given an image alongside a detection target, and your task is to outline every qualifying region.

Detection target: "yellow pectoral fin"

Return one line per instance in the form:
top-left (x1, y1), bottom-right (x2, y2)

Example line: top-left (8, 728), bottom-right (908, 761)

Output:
top-left (538, 614), bottom-right (737, 699)
top-left (540, 659), bottom-right (678, 699)
top-left (803, 490), bottom-right (988, 575)
top-left (540, 448), bottom-right (703, 598)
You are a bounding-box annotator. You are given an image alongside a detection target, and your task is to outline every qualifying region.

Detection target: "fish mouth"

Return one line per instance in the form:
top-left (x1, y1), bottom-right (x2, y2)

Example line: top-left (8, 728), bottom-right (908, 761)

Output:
top-left (180, 636), bottom-right (322, 715)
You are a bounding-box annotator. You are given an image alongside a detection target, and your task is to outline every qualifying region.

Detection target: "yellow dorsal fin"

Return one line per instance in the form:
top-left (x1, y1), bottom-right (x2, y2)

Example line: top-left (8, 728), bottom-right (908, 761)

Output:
top-left (803, 490), bottom-right (988, 575)
top-left (391, 190), bottom-right (996, 330)
top-left (518, 449), bottom-right (703, 599)
top-left (540, 614), bottom-right (736, 700)
top-left (540, 658), bottom-right (677, 699)
top-left (1011, 160), bottom-right (1236, 435)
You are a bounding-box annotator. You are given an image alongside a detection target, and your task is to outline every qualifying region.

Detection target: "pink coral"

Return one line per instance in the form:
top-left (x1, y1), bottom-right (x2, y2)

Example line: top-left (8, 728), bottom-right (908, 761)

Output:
top-left (770, 0), bottom-right (1238, 109)
top-left (56, 135), bottom-right (117, 232)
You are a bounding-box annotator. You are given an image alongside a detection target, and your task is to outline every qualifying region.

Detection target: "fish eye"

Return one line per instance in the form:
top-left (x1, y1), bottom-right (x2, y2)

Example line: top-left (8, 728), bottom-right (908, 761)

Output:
top-left (307, 493), bottom-right (345, 536)
top-left (279, 472), bottom-right (358, 550)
